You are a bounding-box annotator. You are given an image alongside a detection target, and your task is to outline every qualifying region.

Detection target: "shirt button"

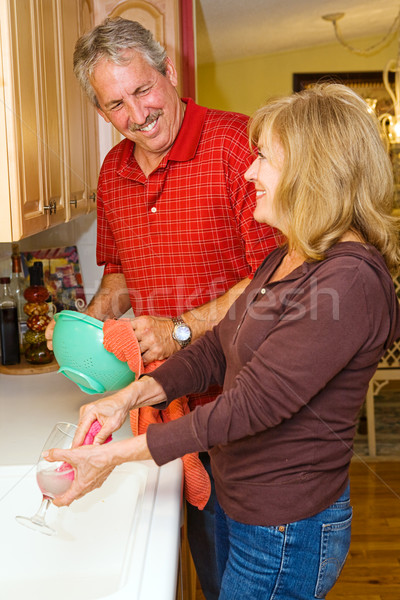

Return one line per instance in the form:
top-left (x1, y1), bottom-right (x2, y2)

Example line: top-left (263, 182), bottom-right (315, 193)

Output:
top-left (150, 206), bottom-right (157, 213)
top-left (261, 288), bottom-right (266, 294)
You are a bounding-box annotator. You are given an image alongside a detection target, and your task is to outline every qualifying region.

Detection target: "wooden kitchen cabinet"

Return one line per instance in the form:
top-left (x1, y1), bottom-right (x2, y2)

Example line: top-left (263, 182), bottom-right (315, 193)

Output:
top-left (61, 0), bottom-right (99, 219)
top-left (0, 0), bottom-right (99, 242)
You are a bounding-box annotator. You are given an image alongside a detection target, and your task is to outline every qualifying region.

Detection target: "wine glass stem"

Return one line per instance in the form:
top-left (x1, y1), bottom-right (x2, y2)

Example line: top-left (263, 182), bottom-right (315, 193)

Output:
top-left (31, 497), bottom-right (51, 526)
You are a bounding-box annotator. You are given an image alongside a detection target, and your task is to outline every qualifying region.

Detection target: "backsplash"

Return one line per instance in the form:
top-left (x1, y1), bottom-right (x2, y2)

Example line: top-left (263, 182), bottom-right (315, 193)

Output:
top-left (0, 213), bottom-right (102, 305)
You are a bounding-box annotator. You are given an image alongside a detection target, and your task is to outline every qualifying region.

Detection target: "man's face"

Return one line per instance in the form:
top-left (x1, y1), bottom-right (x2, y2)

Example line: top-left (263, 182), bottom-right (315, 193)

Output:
top-left (91, 50), bottom-right (183, 159)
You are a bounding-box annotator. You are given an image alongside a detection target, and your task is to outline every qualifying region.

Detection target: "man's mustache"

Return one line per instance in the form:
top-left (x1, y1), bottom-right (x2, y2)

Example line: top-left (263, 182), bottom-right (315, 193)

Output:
top-left (129, 110), bottom-right (163, 132)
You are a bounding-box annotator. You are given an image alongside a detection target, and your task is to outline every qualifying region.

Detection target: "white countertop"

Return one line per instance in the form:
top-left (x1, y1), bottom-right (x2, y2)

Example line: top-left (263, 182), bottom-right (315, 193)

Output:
top-left (0, 370), bottom-right (183, 600)
top-left (0, 370), bottom-right (134, 464)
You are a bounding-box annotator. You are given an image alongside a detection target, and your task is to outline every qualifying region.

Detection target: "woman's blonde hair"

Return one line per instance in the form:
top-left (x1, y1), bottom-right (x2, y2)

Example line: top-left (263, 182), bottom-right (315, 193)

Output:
top-left (249, 83), bottom-right (400, 274)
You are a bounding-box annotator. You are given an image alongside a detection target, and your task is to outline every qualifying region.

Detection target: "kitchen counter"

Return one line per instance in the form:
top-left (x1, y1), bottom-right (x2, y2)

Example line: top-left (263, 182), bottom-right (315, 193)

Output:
top-left (0, 370), bottom-right (183, 600)
top-left (0, 370), bottom-right (134, 464)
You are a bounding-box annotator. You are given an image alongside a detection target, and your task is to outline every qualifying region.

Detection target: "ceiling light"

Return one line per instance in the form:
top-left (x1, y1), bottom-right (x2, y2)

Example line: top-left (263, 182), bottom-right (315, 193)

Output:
top-left (322, 7), bottom-right (400, 146)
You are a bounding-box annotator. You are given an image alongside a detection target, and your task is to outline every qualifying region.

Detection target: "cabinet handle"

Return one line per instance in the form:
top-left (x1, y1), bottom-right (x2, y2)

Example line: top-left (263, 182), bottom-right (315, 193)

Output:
top-left (89, 192), bottom-right (96, 203)
top-left (44, 197), bottom-right (57, 215)
top-left (70, 195), bottom-right (77, 208)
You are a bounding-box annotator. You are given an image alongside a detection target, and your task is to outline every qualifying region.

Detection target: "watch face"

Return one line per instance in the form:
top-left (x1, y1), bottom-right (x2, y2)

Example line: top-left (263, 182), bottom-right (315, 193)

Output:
top-left (175, 324), bottom-right (191, 342)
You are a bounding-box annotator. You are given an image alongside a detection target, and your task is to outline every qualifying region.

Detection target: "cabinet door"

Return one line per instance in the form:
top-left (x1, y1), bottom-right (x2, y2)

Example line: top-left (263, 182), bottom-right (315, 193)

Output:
top-left (81, 0), bottom-right (99, 211)
top-left (37, 0), bottom-right (67, 227)
top-left (0, 5), bottom-right (14, 241)
top-left (60, 0), bottom-right (89, 219)
top-left (59, 0), bottom-right (98, 219)
top-left (0, 0), bottom-right (67, 240)
top-left (7, 0), bottom-right (48, 238)
top-left (0, 0), bottom-right (98, 241)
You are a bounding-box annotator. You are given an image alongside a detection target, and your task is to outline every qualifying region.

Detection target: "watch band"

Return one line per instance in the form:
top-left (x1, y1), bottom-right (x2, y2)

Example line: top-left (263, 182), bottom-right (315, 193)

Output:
top-left (171, 316), bottom-right (184, 326)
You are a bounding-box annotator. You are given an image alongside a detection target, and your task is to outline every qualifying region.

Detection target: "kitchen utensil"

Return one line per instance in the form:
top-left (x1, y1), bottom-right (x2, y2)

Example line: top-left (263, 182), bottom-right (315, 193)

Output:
top-left (52, 310), bottom-right (135, 394)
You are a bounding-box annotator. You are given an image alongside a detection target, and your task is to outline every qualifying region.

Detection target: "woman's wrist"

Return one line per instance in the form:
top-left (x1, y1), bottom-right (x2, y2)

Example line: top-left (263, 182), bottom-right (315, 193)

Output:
top-left (126, 375), bottom-right (167, 410)
top-left (108, 435), bottom-right (152, 466)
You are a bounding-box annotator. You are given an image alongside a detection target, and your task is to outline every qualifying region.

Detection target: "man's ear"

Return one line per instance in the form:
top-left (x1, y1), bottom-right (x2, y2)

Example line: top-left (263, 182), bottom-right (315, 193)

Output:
top-left (96, 106), bottom-right (110, 124)
top-left (165, 57), bottom-right (178, 88)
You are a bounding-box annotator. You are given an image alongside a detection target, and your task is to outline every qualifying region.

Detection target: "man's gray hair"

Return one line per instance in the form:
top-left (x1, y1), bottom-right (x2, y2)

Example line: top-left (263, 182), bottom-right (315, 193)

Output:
top-left (73, 17), bottom-right (168, 108)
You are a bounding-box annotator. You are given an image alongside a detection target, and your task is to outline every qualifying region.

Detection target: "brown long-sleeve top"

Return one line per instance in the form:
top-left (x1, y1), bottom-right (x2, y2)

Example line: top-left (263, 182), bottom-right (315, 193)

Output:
top-left (147, 242), bottom-right (400, 525)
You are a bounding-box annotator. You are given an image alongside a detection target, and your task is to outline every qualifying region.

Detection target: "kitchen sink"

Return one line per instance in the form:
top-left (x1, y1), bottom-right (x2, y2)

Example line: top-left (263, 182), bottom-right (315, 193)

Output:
top-left (0, 460), bottom-right (182, 599)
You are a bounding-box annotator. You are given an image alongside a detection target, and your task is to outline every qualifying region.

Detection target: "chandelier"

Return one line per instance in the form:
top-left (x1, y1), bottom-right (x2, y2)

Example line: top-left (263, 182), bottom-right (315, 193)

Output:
top-left (322, 7), bottom-right (400, 146)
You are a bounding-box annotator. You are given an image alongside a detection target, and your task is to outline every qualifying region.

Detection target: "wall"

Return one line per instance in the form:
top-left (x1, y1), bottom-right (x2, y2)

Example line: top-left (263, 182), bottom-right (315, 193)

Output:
top-left (197, 34), bottom-right (398, 115)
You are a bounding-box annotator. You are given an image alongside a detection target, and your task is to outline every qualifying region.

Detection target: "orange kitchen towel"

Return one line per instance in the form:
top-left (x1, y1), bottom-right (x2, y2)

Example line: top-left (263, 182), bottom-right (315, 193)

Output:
top-left (103, 319), bottom-right (143, 377)
top-left (102, 319), bottom-right (211, 510)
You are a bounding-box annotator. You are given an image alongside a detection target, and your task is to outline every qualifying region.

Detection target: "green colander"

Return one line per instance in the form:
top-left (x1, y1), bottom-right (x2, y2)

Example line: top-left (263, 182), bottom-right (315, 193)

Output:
top-left (52, 310), bottom-right (135, 394)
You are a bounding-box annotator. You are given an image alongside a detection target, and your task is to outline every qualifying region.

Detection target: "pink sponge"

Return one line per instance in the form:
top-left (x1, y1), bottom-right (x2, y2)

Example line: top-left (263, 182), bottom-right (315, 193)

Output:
top-left (83, 420), bottom-right (112, 445)
top-left (57, 420), bottom-right (112, 479)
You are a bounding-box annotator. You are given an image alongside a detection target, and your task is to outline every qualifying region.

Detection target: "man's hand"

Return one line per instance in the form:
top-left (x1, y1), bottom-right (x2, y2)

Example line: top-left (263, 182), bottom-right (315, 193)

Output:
top-left (131, 315), bottom-right (178, 365)
top-left (45, 318), bottom-right (56, 350)
top-left (130, 279), bottom-right (252, 365)
top-left (45, 272), bottom-right (132, 351)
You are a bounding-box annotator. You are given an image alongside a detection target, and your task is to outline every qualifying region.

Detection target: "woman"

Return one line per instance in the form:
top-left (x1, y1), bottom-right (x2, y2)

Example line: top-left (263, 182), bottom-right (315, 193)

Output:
top-left (46, 84), bottom-right (400, 599)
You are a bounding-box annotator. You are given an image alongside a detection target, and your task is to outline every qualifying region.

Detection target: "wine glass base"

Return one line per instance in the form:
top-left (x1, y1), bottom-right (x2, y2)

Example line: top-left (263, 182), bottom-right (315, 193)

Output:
top-left (15, 514), bottom-right (56, 536)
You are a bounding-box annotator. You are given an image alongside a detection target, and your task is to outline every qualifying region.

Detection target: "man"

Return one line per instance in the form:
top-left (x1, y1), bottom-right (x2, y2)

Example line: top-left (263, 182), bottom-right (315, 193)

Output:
top-left (48, 17), bottom-right (280, 599)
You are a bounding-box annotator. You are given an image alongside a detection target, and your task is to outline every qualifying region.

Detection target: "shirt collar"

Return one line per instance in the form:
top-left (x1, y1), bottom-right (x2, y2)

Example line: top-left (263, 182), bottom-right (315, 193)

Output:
top-left (168, 97), bottom-right (207, 162)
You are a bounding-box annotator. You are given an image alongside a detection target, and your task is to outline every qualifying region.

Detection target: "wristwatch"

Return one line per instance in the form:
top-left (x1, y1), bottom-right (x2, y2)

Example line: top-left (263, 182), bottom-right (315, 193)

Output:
top-left (171, 316), bottom-right (192, 349)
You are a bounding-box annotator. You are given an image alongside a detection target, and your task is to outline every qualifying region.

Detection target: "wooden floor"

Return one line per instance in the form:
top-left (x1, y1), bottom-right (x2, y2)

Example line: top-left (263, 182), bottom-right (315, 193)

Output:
top-left (195, 460), bottom-right (400, 600)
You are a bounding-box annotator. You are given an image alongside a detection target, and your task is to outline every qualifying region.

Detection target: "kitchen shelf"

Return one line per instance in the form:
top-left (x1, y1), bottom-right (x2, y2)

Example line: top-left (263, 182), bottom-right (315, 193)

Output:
top-left (0, 355), bottom-right (59, 375)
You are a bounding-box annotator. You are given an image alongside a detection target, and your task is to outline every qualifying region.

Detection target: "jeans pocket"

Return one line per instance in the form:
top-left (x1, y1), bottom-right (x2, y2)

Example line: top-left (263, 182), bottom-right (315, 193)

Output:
top-left (314, 511), bottom-right (352, 598)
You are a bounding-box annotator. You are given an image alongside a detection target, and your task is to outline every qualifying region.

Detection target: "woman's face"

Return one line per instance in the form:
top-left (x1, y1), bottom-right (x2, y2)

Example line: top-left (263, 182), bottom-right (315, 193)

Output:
top-left (245, 141), bottom-right (284, 231)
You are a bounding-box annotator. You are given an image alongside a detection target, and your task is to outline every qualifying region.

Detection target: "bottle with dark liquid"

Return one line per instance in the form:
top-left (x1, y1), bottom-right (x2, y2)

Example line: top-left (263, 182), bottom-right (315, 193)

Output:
top-left (0, 276), bottom-right (20, 365)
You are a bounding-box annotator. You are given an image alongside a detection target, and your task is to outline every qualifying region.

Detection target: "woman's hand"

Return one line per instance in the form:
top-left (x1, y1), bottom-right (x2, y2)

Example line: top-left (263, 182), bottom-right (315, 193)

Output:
top-left (73, 377), bottom-right (167, 447)
top-left (44, 435), bottom-right (151, 506)
top-left (73, 384), bottom-right (136, 447)
top-left (44, 443), bottom-right (116, 506)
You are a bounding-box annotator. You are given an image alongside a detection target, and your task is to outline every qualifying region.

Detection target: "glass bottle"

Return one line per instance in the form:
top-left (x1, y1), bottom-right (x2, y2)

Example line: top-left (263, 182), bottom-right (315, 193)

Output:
top-left (0, 276), bottom-right (20, 365)
top-left (23, 262), bottom-right (53, 365)
top-left (10, 244), bottom-right (27, 351)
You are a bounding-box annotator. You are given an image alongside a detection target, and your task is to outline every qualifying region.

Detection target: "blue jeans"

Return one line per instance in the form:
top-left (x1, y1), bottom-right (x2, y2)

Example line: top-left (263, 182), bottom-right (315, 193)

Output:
top-left (186, 452), bottom-right (220, 600)
top-left (215, 483), bottom-right (352, 600)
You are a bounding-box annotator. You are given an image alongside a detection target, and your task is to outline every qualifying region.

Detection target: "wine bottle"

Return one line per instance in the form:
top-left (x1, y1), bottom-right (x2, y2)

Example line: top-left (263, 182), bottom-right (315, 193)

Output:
top-left (0, 276), bottom-right (20, 365)
top-left (10, 244), bottom-right (27, 350)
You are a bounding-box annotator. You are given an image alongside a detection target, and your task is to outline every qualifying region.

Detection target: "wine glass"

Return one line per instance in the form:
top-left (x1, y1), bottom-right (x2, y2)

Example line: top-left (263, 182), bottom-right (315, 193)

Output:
top-left (16, 421), bottom-right (77, 536)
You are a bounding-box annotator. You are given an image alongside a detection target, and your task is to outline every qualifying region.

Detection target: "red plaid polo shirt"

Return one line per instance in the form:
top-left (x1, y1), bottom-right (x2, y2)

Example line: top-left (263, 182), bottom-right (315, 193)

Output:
top-left (97, 98), bottom-right (280, 317)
